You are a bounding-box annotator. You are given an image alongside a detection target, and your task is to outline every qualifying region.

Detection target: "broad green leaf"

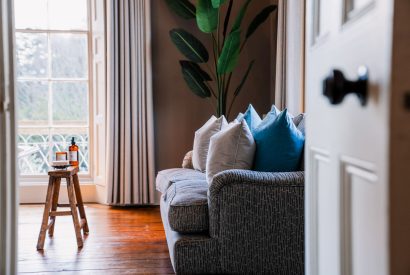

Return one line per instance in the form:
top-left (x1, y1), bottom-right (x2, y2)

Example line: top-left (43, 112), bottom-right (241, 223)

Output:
top-left (231, 0), bottom-right (252, 32)
top-left (234, 60), bottom-right (254, 96)
top-left (246, 5), bottom-right (277, 39)
top-left (223, 0), bottom-right (233, 38)
top-left (196, 0), bottom-right (218, 33)
top-left (169, 29), bottom-right (209, 63)
top-left (165, 0), bottom-right (196, 19)
top-left (211, 0), bottom-right (227, 8)
top-left (180, 61), bottom-right (211, 98)
top-left (180, 60), bottom-right (212, 81)
top-left (217, 29), bottom-right (241, 74)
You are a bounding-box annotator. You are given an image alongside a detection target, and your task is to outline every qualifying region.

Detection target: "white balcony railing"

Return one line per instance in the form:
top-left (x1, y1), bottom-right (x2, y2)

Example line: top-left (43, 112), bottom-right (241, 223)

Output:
top-left (18, 132), bottom-right (89, 175)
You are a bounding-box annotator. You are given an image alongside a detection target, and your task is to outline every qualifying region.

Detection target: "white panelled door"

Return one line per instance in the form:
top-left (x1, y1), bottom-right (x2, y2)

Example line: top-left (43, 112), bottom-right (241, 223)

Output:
top-left (305, 0), bottom-right (393, 275)
top-left (0, 0), bottom-right (17, 273)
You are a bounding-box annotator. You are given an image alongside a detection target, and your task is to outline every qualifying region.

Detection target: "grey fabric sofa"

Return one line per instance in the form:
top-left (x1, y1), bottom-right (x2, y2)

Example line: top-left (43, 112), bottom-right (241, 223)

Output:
top-left (156, 116), bottom-right (305, 274)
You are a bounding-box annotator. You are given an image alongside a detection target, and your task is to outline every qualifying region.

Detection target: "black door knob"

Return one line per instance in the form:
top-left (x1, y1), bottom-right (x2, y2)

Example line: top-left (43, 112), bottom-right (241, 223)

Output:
top-left (323, 67), bottom-right (368, 106)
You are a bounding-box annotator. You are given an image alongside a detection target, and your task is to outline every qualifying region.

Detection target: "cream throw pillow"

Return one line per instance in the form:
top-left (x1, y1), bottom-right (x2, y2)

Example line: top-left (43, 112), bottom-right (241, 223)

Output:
top-left (206, 120), bottom-right (256, 184)
top-left (192, 116), bottom-right (228, 172)
top-left (181, 150), bottom-right (193, 169)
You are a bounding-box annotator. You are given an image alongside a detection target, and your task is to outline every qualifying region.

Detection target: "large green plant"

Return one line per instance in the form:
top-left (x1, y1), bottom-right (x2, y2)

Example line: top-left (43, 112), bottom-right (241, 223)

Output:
top-left (166, 0), bottom-right (276, 118)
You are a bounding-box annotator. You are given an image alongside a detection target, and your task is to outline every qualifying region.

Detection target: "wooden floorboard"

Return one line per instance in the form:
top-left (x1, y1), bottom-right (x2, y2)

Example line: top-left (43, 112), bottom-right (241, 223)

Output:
top-left (18, 204), bottom-right (174, 274)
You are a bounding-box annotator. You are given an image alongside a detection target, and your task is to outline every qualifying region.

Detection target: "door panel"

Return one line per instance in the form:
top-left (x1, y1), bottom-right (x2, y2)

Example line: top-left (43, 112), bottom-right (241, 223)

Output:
top-left (343, 0), bottom-right (375, 23)
top-left (306, 147), bottom-right (330, 275)
top-left (0, 0), bottom-right (18, 273)
top-left (340, 157), bottom-right (381, 275)
top-left (305, 0), bottom-right (393, 274)
top-left (349, 176), bottom-right (383, 275)
top-left (316, 153), bottom-right (339, 275)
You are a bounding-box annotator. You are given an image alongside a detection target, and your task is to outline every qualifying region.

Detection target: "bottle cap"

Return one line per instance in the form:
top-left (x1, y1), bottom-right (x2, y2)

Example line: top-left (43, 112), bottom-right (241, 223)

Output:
top-left (71, 137), bottom-right (75, 145)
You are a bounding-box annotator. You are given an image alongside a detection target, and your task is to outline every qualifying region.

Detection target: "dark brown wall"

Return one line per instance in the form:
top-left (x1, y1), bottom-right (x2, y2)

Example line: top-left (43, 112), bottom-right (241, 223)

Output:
top-left (151, 0), bottom-right (276, 171)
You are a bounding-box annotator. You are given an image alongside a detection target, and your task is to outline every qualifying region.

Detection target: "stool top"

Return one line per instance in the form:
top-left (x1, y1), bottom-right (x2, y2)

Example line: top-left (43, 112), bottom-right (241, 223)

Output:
top-left (48, 166), bottom-right (79, 177)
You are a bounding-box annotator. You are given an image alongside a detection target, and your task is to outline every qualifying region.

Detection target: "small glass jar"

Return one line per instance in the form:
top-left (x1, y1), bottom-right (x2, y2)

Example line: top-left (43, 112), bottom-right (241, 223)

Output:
top-left (56, 151), bottom-right (68, 161)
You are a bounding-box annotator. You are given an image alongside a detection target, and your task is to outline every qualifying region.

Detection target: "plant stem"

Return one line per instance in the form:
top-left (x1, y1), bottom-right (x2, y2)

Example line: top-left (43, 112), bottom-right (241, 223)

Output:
top-left (217, 14), bottom-right (227, 116)
top-left (225, 73), bottom-right (233, 95)
top-left (227, 94), bottom-right (237, 118)
top-left (211, 33), bottom-right (222, 116)
top-left (239, 39), bottom-right (247, 53)
top-left (224, 72), bottom-right (233, 118)
top-left (212, 33), bottom-right (218, 53)
top-left (217, 9), bottom-right (221, 52)
top-left (221, 73), bottom-right (226, 107)
top-left (204, 81), bottom-right (217, 98)
top-left (205, 63), bottom-right (217, 80)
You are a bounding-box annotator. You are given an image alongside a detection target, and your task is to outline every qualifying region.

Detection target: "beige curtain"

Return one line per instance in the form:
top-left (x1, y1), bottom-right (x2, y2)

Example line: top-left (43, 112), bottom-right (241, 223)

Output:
top-left (106, 0), bottom-right (156, 205)
top-left (275, 0), bottom-right (306, 114)
top-left (275, 0), bottom-right (287, 110)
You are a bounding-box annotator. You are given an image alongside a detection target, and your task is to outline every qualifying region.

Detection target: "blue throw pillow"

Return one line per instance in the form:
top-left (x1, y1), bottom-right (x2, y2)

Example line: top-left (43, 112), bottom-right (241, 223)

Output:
top-left (270, 104), bottom-right (280, 114)
top-left (253, 109), bottom-right (305, 172)
top-left (238, 104), bottom-right (261, 132)
top-left (254, 104), bottom-right (281, 132)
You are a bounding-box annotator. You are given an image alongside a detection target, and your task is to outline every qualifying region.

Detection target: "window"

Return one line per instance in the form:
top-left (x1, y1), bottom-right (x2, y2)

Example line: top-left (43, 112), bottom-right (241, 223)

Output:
top-left (15, 0), bottom-right (91, 176)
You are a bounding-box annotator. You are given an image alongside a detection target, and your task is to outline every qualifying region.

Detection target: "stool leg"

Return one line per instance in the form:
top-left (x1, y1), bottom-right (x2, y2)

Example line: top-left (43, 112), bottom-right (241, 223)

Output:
top-left (48, 177), bottom-right (61, 237)
top-left (73, 173), bottom-right (89, 234)
top-left (67, 176), bottom-right (83, 248)
top-left (37, 177), bottom-right (55, 250)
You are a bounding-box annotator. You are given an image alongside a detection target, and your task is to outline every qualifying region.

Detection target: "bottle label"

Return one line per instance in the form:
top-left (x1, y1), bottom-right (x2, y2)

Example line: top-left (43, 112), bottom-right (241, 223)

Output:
top-left (69, 151), bottom-right (78, 162)
top-left (56, 153), bottom-right (67, 161)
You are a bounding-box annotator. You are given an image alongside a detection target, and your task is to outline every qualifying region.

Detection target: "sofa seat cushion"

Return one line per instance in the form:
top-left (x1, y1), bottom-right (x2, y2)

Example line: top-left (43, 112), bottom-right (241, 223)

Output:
top-left (156, 168), bottom-right (206, 194)
top-left (166, 180), bottom-right (209, 233)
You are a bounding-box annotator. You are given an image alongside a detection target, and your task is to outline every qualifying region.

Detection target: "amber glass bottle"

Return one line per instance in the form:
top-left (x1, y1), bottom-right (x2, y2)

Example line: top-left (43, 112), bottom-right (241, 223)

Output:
top-left (69, 137), bottom-right (79, 167)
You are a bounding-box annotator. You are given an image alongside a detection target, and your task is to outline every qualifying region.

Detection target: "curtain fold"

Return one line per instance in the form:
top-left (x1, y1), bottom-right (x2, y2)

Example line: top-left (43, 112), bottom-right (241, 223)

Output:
top-left (275, 0), bottom-right (287, 110)
top-left (106, 0), bottom-right (156, 205)
top-left (274, 0), bottom-right (306, 114)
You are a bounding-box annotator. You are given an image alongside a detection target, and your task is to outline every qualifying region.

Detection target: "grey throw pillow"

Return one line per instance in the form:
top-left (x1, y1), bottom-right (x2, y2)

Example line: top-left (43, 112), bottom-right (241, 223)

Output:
top-left (192, 116), bottom-right (228, 172)
top-left (206, 120), bottom-right (256, 184)
top-left (296, 114), bottom-right (306, 135)
top-left (292, 113), bottom-right (305, 128)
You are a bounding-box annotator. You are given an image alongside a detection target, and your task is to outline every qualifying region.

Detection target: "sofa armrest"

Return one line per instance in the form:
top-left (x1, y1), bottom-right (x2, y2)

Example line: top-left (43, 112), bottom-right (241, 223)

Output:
top-left (208, 169), bottom-right (304, 273)
top-left (209, 169), bottom-right (304, 237)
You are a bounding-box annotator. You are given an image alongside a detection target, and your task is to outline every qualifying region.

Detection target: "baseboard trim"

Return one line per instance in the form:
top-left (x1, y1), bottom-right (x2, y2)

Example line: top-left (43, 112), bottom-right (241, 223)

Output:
top-left (19, 184), bottom-right (98, 204)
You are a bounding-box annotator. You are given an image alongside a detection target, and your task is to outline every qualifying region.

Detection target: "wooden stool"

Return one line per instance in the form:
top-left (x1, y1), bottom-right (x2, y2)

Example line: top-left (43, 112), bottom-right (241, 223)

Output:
top-left (37, 166), bottom-right (89, 250)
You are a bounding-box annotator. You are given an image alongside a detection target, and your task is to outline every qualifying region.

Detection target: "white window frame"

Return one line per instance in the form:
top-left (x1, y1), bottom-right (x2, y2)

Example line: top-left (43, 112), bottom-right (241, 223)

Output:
top-left (16, 0), bottom-right (95, 185)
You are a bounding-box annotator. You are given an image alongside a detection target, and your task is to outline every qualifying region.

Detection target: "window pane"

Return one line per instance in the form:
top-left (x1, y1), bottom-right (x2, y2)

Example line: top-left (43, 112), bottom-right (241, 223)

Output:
top-left (18, 128), bottom-right (50, 175)
top-left (51, 129), bottom-right (89, 172)
top-left (48, 0), bottom-right (88, 30)
top-left (52, 82), bottom-right (88, 125)
top-left (17, 81), bottom-right (49, 124)
top-left (51, 34), bottom-right (88, 78)
top-left (16, 33), bottom-right (48, 77)
top-left (14, 0), bottom-right (48, 30)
